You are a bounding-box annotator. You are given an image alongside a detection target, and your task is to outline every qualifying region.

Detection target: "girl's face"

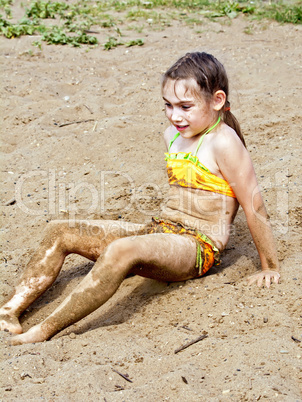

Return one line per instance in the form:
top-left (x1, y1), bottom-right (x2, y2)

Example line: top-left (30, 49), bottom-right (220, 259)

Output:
top-left (162, 78), bottom-right (218, 139)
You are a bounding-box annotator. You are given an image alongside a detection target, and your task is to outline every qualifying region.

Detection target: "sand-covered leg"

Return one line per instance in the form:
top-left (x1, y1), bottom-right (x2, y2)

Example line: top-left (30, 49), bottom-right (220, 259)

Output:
top-left (1, 220), bottom-right (145, 335)
top-left (11, 233), bottom-right (197, 344)
top-left (0, 222), bottom-right (69, 334)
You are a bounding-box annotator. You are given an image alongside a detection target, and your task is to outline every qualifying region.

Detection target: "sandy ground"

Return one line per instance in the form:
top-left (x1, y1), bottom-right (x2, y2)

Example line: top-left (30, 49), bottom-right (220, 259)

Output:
top-left (0, 8), bottom-right (302, 402)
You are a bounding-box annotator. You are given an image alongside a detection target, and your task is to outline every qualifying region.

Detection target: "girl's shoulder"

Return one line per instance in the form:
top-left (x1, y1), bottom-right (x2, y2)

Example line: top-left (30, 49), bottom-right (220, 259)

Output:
top-left (213, 122), bottom-right (244, 153)
top-left (213, 123), bottom-right (252, 175)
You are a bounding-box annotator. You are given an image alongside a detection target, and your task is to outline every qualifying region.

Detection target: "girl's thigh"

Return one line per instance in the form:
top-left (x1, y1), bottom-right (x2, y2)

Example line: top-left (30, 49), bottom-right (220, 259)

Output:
top-left (128, 233), bottom-right (197, 282)
top-left (46, 219), bottom-right (147, 261)
top-left (72, 219), bottom-right (146, 240)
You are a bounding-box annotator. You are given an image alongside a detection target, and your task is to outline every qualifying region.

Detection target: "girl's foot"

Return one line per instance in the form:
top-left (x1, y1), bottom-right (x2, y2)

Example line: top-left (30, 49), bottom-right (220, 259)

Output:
top-left (10, 324), bottom-right (46, 345)
top-left (0, 311), bottom-right (22, 334)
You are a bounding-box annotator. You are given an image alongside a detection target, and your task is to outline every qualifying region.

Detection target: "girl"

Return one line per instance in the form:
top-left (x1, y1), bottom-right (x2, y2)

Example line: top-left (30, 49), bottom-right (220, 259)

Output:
top-left (0, 52), bottom-right (280, 345)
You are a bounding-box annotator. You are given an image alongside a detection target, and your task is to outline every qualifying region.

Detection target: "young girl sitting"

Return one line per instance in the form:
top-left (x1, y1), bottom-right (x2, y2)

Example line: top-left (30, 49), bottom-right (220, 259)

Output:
top-left (0, 51), bottom-right (280, 345)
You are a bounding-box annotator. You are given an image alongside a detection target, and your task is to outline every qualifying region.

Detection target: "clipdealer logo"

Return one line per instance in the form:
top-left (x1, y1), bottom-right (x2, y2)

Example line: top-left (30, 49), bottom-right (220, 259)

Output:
top-left (13, 168), bottom-right (290, 234)
top-left (14, 169), bottom-right (164, 221)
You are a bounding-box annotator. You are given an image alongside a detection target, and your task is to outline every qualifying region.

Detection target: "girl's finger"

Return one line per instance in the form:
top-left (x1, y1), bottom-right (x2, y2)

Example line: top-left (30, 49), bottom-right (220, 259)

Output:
top-left (247, 276), bottom-right (254, 286)
top-left (257, 275), bottom-right (263, 287)
top-left (265, 274), bottom-right (271, 288)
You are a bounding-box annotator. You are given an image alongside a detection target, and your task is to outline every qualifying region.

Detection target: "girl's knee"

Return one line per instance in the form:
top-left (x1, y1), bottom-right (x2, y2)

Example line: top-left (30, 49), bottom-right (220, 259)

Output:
top-left (103, 237), bottom-right (139, 269)
top-left (44, 221), bottom-right (68, 235)
top-left (41, 221), bottom-right (71, 250)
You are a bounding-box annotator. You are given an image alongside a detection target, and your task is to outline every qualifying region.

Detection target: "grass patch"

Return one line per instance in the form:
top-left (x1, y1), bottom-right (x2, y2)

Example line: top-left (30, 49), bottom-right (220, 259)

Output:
top-left (260, 2), bottom-right (302, 24)
top-left (25, 1), bottom-right (69, 19)
top-left (0, 0), bottom-right (301, 49)
top-left (103, 36), bottom-right (124, 50)
top-left (41, 26), bottom-right (98, 46)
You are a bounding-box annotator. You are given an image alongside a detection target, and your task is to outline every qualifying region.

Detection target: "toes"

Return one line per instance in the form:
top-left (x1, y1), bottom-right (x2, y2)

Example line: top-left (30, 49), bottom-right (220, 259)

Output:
top-left (0, 314), bottom-right (23, 334)
top-left (9, 325), bottom-right (45, 345)
top-left (10, 335), bottom-right (24, 346)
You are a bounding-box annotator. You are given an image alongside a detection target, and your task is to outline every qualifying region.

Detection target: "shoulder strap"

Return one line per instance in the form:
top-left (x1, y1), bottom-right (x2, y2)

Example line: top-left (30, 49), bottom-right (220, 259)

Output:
top-left (168, 132), bottom-right (180, 151)
top-left (168, 116), bottom-right (221, 154)
top-left (193, 116), bottom-right (221, 156)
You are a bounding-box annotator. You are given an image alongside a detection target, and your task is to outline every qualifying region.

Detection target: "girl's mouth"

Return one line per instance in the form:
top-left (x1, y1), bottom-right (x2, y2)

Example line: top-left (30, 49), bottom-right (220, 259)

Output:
top-left (176, 125), bottom-right (189, 131)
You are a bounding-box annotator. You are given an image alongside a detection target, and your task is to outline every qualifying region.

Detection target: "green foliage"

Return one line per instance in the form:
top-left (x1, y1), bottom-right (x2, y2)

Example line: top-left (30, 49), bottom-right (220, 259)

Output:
top-left (41, 26), bottom-right (98, 46)
top-left (262, 2), bottom-right (302, 24)
top-left (112, 0), bottom-right (211, 10)
top-left (200, 1), bottom-right (255, 20)
top-left (0, 17), bottom-right (45, 38)
top-left (63, 19), bottom-right (92, 32)
top-left (127, 9), bottom-right (156, 20)
top-left (0, 0), bottom-right (301, 50)
top-left (0, 0), bottom-right (12, 17)
top-left (182, 16), bottom-right (203, 25)
top-left (25, 1), bottom-right (68, 19)
top-left (103, 36), bottom-right (124, 50)
top-left (100, 19), bottom-right (116, 28)
top-left (32, 39), bottom-right (42, 49)
top-left (0, 0), bottom-right (12, 6)
top-left (0, 0), bottom-right (100, 45)
top-left (0, 0), bottom-right (145, 48)
top-left (243, 24), bottom-right (253, 34)
top-left (211, 1), bottom-right (302, 24)
top-left (125, 38), bottom-right (144, 46)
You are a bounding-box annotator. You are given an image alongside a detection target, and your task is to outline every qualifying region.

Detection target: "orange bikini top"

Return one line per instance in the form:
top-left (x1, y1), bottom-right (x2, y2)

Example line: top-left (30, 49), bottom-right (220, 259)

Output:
top-left (165, 117), bottom-right (236, 198)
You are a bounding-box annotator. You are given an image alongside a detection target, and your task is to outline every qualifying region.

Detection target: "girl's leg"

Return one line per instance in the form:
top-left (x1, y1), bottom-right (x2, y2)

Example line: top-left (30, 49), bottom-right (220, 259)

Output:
top-left (11, 233), bottom-right (197, 345)
top-left (0, 220), bottom-right (145, 334)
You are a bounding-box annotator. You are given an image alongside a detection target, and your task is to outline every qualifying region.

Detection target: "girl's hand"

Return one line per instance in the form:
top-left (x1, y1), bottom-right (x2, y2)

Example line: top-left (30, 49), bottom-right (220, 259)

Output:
top-left (247, 270), bottom-right (280, 288)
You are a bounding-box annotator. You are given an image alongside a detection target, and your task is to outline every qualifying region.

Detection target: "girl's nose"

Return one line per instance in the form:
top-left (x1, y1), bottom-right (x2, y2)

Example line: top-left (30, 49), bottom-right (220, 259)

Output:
top-left (171, 109), bottom-right (182, 122)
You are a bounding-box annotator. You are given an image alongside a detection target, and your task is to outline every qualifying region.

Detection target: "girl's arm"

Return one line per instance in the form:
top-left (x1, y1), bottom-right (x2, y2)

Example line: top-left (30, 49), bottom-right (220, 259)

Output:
top-left (215, 129), bottom-right (280, 288)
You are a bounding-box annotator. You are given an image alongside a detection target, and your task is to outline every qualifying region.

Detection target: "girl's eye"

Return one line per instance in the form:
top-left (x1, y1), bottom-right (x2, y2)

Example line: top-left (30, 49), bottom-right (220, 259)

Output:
top-left (165, 102), bottom-right (172, 108)
top-left (181, 105), bottom-right (191, 110)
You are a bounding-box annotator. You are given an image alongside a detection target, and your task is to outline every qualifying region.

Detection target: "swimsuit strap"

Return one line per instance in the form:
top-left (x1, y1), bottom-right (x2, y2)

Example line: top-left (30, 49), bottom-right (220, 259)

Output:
top-left (168, 132), bottom-right (181, 151)
top-left (193, 116), bottom-right (221, 156)
top-left (168, 116), bottom-right (221, 154)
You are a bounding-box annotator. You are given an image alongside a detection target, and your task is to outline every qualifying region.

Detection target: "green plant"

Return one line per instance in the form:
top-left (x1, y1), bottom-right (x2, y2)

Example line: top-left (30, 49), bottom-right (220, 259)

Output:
top-left (125, 38), bottom-right (144, 46)
top-left (1, 0), bottom-right (301, 51)
top-left (0, 0), bottom-right (12, 17)
top-left (32, 39), bottom-right (43, 49)
top-left (103, 36), bottom-right (124, 50)
top-left (0, 0), bottom-right (12, 6)
top-left (100, 19), bottom-right (116, 28)
top-left (183, 16), bottom-right (203, 26)
top-left (243, 24), bottom-right (253, 34)
top-left (0, 17), bottom-right (44, 38)
top-left (128, 24), bottom-right (144, 33)
top-left (265, 3), bottom-right (302, 24)
top-left (25, 1), bottom-right (68, 19)
top-left (42, 26), bottom-right (98, 46)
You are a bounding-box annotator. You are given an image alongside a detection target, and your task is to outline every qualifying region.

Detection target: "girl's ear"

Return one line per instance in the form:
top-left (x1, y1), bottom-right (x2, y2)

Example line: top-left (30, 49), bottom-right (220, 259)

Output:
top-left (212, 90), bottom-right (226, 111)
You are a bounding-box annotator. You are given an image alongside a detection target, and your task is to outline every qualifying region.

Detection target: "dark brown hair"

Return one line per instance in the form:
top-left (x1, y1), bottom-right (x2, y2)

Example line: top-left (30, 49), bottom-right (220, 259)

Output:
top-left (162, 52), bottom-right (246, 147)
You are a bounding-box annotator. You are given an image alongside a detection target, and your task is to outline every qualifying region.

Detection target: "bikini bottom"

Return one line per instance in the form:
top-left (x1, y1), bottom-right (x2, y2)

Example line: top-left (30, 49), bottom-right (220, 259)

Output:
top-left (147, 217), bottom-right (220, 277)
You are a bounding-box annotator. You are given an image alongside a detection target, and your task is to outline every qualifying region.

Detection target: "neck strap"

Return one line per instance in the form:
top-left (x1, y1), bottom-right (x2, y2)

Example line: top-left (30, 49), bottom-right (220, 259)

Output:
top-left (193, 116), bottom-right (221, 156)
top-left (168, 116), bottom-right (221, 153)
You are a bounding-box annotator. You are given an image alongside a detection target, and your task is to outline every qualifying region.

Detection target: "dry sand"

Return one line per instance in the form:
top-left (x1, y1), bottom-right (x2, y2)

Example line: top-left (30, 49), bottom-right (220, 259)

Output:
top-left (0, 10), bottom-right (301, 402)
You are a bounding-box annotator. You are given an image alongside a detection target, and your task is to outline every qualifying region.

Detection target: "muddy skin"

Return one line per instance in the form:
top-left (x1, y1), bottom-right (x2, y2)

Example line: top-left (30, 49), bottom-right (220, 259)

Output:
top-left (10, 233), bottom-right (197, 345)
top-left (161, 186), bottom-right (239, 251)
top-left (0, 313), bottom-right (22, 334)
top-left (246, 197), bottom-right (279, 275)
top-left (0, 220), bottom-right (146, 335)
top-left (264, 257), bottom-right (278, 273)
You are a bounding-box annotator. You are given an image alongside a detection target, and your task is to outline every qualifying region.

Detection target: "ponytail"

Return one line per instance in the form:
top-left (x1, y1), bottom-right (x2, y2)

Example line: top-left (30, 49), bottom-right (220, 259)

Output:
top-left (223, 101), bottom-right (246, 147)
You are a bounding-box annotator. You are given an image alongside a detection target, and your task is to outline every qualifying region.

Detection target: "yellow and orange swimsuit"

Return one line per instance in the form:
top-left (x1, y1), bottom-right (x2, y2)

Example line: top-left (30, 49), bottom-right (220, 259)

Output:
top-left (150, 117), bottom-right (236, 277)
